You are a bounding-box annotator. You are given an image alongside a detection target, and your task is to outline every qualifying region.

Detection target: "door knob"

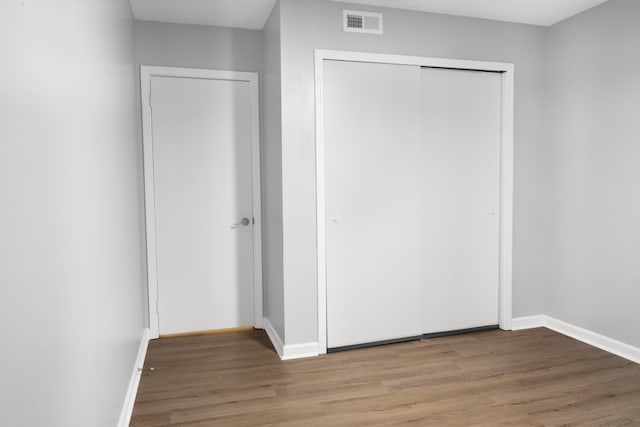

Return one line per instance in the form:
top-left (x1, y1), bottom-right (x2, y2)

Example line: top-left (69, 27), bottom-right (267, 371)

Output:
top-left (230, 217), bottom-right (250, 228)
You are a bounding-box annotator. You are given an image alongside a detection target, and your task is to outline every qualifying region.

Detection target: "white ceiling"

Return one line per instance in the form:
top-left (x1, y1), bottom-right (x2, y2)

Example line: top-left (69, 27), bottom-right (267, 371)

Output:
top-left (335, 0), bottom-right (609, 27)
top-left (130, 0), bottom-right (609, 30)
top-left (130, 0), bottom-right (277, 30)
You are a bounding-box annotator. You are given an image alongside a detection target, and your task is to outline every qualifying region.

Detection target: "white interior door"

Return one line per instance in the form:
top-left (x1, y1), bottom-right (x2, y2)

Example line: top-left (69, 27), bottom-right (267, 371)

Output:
top-left (150, 75), bottom-right (254, 335)
top-left (420, 68), bottom-right (501, 334)
top-left (324, 60), bottom-right (424, 348)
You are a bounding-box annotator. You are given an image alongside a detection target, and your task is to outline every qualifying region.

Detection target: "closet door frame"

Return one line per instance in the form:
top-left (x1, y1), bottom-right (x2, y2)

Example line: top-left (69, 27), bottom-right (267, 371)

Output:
top-left (314, 50), bottom-right (514, 354)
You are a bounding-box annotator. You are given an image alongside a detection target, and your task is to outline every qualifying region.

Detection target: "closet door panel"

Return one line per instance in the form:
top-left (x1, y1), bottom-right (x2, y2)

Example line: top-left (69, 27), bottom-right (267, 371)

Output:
top-left (324, 60), bottom-right (423, 349)
top-left (420, 68), bottom-right (501, 334)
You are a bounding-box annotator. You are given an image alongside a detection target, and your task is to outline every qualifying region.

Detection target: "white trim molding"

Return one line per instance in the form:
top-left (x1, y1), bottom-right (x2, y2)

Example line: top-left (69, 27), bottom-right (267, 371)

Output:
top-left (315, 49), bottom-right (515, 354)
top-left (512, 315), bottom-right (640, 364)
top-left (140, 66), bottom-right (263, 337)
top-left (263, 318), bottom-right (319, 361)
top-left (281, 342), bottom-right (319, 361)
top-left (263, 317), bottom-right (285, 358)
top-left (511, 315), bottom-right (546, 330)
top-left (118, 328), bottom-right (151, 427)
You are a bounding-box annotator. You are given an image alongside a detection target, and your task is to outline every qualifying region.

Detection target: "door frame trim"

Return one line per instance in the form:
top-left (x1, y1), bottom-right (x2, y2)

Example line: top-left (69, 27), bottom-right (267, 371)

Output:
top-left (140, 66), bottom-right (263, 339)
top-left (314, 50), bottom-right (514, 354)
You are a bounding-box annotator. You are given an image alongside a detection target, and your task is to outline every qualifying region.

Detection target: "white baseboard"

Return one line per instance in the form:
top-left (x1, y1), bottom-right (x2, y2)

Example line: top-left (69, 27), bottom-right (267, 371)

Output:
top-left (118, 328), bottom-right (150, 427)
top-left (281, 342), bottom-right (319, 360)
top-left (512, 315), bottom-right (640, 364)
top-left (511, 315), bottom-right (545, 330)
top-left (544, 316), bottom-right (640, 364)
top-left (263, 317), bottom-right (319, 361)
top-left (263, 317), bottom-right (285, 358)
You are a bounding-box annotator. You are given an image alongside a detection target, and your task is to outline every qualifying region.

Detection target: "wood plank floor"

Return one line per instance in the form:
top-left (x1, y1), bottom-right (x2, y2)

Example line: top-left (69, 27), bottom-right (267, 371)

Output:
top-left (131, 328), bottom-right (640, 426)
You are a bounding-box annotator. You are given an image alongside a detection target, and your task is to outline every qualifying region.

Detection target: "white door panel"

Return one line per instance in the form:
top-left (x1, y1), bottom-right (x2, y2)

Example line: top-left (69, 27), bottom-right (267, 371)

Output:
top-left (420, 68), bottom-right (501, 333)
top-left (325, 60), bottom-right (424, 348)
top-left (151, 76), bottom-right (254, 335)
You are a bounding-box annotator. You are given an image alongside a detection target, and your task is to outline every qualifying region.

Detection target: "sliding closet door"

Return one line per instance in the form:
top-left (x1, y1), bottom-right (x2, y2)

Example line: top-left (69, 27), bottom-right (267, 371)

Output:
top-left (420, 68), bottom-right (501, 334)
top-left (324, 60), bottom-right (424, 349)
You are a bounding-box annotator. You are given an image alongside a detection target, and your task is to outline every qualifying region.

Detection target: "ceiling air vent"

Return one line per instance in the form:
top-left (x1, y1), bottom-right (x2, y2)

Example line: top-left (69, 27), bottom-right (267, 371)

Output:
top-left (343, 10), bottom-right (383, 34)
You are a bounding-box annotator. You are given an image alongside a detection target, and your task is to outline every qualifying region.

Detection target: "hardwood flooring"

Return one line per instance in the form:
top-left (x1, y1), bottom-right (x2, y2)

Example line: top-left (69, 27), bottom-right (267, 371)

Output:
top-left (131, 328), bottom-right (640, 426)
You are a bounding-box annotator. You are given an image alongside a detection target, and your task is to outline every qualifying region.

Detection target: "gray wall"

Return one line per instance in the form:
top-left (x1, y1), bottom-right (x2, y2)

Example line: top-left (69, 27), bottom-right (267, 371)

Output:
top-left (262, 1), bottom-right (286, 340)
top-left (278, 0), bottom-right (548, 345)
top-left (0, 1), bottom-right (146, 426)
top-left (546, 0), bottom-right (640, 347)
top-left (134, 21), bottom-right (263, 72)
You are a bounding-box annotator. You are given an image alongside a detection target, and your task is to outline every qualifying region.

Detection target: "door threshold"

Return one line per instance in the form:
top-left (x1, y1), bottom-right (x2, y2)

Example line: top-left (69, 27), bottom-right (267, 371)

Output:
top-left (160, 326), bottom-right (254, 339)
